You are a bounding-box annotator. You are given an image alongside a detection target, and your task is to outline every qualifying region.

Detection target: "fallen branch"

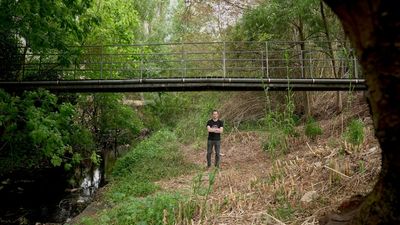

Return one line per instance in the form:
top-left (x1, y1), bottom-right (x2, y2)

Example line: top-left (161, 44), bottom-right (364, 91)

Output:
top-left (323, 165), bottom-right (351, 179)
top-left (306, 142), bottom-right (317, 155)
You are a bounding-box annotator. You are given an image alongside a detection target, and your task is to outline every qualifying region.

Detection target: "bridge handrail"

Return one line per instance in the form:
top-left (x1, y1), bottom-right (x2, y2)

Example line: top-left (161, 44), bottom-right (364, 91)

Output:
top-left (1, 41), bottom-right (361, 81)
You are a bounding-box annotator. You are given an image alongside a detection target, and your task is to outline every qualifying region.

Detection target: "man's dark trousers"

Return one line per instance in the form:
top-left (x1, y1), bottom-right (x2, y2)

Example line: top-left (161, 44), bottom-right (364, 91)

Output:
top-left (207, 140), bottom-right (220, 167)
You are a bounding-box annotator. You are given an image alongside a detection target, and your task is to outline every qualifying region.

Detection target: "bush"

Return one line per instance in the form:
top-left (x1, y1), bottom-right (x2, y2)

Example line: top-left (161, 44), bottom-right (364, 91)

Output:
top-left (344, 118), bottom-right (364, 147)
top-left (261, 98), bottom-right (298, 158)
top-left (262, 129), bottom-right (288, 158)
top-left (144, 93), bottom-right (191, 129)
top-left (304, 117), bottom-right (322, 139)
top-left (0, 89), bottom-right (97, 174)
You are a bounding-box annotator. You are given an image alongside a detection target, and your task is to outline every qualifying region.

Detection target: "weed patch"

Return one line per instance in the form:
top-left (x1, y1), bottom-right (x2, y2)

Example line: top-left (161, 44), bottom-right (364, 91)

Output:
top-left (305, 117), bottom-right (323, 140)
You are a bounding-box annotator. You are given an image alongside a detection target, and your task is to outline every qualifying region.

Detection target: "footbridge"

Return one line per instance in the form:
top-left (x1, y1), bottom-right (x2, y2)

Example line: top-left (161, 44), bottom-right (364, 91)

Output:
top-left (0, 41), bottom-right (365, 92)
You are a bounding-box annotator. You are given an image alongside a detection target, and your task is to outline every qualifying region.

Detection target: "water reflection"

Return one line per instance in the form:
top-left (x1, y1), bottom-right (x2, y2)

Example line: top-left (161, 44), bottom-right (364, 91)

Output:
top-left (78, 168), bottom-right (101, 203)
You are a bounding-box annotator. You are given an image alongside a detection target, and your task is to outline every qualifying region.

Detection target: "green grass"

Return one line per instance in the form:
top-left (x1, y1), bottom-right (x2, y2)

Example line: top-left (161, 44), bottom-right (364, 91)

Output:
top-left (107, 129), bottom-right (195, 202)
top-left (344, 119), bottom-right (364, 147)
top-left (77, 129), bottom-right (198, 225)
top-left (269, 188), bottom-right (295, 222)
top-left (304, 117), bottom-right (323, 140)
top-left (261, 108), bottom-right (299, 158)
top-left (79, 192), bottom-right (187, 225)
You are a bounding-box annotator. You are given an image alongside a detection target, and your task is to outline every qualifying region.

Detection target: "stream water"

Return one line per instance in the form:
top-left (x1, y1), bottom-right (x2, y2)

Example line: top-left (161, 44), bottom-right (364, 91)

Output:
top-left (0, 144), bottom-right (126, 225)
top-left (0, 166), bottom-right (102, 225)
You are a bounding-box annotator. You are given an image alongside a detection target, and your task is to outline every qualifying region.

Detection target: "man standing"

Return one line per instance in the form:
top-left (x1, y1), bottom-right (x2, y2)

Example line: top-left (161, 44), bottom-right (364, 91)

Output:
top-left (206, 110), bottom-right (224, 168)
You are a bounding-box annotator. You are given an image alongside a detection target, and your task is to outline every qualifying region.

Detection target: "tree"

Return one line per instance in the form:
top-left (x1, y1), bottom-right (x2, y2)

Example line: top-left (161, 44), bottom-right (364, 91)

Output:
top-left (0, 0), bottom-right (97, 80)
top-left (0, 89), bottom-right (97, 175)
top-left (77, 93), bottom-right (143, 153)
top-left (84, 0), bottom-right (140, 44)
top-left (321, 1), bottom-right (400, 224)
top-left (234, 0), bottom-right (325, 117)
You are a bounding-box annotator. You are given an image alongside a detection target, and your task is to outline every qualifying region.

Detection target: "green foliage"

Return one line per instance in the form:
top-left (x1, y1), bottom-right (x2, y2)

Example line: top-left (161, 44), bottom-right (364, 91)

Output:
top-left (85, 0), bottom-right (140, 44)
top-left (0, 0), bottom-right (98, 80)
top-left (80, 193), bottom-right (185, 225)
top-left (144, 93), bottom-right (192, 130)
top-left (344, 118), bottom-right (365, 147)
top-left (174, 93), bottom-right (219, 144)
top-left (271, 188), bottom-right (295, 221)
top-left (78, 93), bottom-right (143, 152)
top-left (0, 0), bottom-right (96, 49)
top-left (233, 0), bottom-right (321, 42)
top-left (261, 92), bottom-right (298, 158)
top-left (107, 129), bottom-right (194, 202)
top-left (79, 130), bottom-right (196, 225)
top-left (358, 160), bottom-right (366, 174)
top-left (262, 129), bottom-right (287, 158)
top-left (305, 117), bottom-right (323, 139)
top-left (0, 89), bottom-right (96, 174)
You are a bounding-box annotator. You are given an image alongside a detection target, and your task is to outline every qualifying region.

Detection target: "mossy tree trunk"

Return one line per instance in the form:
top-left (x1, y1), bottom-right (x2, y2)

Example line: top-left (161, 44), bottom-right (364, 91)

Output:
top-left (322, 0), bottom-right (400, 224)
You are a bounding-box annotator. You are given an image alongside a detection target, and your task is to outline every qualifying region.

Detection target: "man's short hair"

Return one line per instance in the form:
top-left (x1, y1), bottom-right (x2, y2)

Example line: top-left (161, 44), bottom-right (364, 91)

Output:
top-left (212, 109), bottom-right (219, 114)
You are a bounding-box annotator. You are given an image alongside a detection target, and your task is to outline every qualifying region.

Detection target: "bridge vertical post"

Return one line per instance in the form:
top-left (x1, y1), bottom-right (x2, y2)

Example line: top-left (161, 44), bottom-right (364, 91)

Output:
top-left (265, 42), bottom-right (269, 78)
top-left (354, 54), bottom-right (358, 78)
top-left (222, 42), bottom-right (227, 78)
top-left (100, 45), bottom-right (103, 79)
top-left (309, 44), bottom-right (313, 79)
top-left (38, 53), bottom-right (42, 77)
top-left (110, 46), bottom-right (113, 79)
top-left (300, 48), bottom-right (304, 79)
top-left (73, 57), bottom-right (77, 80)
top-left (181, 42), bottom-right (186, 78)
top-left (140, 45), bottom-right (144, 79)
top-left (261, 50), bottom-right (264, 77)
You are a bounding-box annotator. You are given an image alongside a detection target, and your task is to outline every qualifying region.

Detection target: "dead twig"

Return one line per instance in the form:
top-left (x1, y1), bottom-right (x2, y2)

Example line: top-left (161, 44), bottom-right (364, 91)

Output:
top-left (324, 165), bottom-right (351, 179)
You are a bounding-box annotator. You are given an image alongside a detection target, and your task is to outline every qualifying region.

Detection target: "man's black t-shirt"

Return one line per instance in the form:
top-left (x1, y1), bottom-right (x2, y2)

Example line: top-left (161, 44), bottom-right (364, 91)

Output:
top-left (207, 119), bottom-right (224, 141)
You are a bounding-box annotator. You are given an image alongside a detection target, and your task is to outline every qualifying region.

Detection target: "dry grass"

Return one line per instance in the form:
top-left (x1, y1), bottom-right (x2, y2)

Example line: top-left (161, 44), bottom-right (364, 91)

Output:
top-left (157, 96), bottom-right (380, 225)
top-left (219, 92), bottom-right (268, 126)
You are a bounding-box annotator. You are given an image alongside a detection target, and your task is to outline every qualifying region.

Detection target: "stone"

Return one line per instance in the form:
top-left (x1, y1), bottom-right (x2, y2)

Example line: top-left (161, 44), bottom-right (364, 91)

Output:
top-left (301, 191), bottom-right (318, 203)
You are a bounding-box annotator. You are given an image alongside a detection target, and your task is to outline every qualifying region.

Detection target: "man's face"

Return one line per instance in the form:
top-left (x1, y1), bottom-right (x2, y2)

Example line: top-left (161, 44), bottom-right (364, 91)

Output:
top-left (212, 111), bottom-right (219, 120)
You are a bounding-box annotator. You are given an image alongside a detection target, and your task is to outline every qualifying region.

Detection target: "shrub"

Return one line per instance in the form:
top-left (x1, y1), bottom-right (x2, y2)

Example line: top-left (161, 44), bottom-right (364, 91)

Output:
top-left (261, 99), bottom-right (297, 158)
top-left (304, 117), bottom-right (322, 139)
top-left (262, 128), bottom-right (288, 159)
top-left (344, 119), bottom-right (364, 147)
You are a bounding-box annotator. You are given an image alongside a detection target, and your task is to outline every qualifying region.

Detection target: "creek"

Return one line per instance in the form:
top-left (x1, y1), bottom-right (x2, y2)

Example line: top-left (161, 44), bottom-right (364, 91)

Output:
top-left (0, 164), bottom-right (103, 224)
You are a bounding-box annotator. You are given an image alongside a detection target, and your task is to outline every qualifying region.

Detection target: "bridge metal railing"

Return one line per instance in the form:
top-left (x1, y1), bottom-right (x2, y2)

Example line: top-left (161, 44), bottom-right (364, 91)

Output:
top-left (1, 41), bottom-right (361, 81)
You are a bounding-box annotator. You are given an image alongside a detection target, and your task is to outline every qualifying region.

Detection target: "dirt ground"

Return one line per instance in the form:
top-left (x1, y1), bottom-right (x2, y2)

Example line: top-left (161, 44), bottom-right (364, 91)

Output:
top-left (157, 122), bottom-right (380, 225)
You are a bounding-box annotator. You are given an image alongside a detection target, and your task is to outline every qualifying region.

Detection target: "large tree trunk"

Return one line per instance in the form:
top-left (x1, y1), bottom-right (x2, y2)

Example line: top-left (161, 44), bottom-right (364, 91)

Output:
top-left (322, 1), bottom-right (400, 224)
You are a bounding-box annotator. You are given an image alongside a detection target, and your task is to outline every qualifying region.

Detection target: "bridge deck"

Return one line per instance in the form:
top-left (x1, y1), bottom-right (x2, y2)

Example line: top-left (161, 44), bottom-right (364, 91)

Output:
top-left (0, 78), bottom-right (366, 92)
